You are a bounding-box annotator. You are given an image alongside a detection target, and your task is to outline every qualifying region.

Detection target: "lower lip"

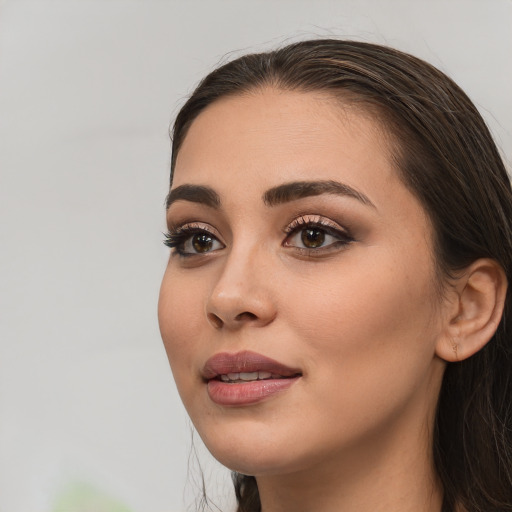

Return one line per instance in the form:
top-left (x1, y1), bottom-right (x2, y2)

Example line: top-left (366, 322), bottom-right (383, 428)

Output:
top-left (207, 377), bottom-right (300, 406)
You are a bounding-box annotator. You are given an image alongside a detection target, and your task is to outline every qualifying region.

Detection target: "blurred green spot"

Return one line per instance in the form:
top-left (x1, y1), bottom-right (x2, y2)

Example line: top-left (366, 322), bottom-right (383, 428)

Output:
top-left (52, 481), bottom-right (134, 512)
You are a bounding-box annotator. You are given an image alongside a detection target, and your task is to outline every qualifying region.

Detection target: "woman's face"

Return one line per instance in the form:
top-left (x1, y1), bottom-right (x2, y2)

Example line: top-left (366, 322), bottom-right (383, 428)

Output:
top-left (159, 89), bottom-right (448, 477)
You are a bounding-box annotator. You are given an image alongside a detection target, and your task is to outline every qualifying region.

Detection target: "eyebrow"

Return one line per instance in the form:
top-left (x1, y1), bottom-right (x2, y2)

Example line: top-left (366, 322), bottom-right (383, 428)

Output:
top-left (165, 180), bottom-right (375, 210)
top-left (166, 184), bottom-right (221, 210)
top-left (263, 180), bottom-right (375, 208)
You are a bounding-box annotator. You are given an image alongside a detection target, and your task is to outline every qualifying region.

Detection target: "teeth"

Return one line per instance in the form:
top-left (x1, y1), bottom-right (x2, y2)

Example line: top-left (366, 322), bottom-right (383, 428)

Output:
top-left (240, 372), bottom-right (259, 381)
top-left (219, 371), bottom-right (279, 382)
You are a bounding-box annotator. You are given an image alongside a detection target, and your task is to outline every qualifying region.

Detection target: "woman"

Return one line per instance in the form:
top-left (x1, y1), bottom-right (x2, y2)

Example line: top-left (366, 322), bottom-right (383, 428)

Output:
top-left (158, 40), bottom-right (512, 512)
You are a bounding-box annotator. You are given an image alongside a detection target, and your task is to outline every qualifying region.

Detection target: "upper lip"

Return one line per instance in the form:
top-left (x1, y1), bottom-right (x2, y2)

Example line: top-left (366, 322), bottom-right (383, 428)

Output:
top-left (201, 350), bottom-right (302, 380)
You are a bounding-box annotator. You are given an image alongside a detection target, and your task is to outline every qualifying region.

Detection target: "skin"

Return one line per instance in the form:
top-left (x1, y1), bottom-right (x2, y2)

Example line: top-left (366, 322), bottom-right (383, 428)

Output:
top-left (158, 89), bottom-right (452, 511)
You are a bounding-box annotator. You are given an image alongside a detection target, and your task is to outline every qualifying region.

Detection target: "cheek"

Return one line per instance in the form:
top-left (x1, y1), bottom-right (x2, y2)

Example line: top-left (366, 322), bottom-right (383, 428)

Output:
top-left (282, 249), bottom-right (439, 390)
top-left (274, 264), bottom-right (441, 449)
top-left (158, 269), bottom-right (206, 392)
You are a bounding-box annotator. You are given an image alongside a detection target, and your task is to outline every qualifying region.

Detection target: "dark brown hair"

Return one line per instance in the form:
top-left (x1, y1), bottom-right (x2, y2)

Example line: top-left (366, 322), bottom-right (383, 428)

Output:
top-left (169, 39), bottom-right (512, 512)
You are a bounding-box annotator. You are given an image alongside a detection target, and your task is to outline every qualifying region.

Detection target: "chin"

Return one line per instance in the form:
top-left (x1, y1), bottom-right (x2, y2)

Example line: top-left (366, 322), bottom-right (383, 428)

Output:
top-left (199, 428), bottom-right (278, 474)
top-left (194, 418), bottom-right (315, 477)
top-left (208, 447), bottom-right (300, 477)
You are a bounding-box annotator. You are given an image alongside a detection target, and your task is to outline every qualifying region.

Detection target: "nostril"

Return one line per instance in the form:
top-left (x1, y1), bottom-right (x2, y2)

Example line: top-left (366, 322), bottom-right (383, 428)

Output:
top-left (235, 312), bottom-right (258, 321)
top-left (207, 313), bottom-right (224, 329)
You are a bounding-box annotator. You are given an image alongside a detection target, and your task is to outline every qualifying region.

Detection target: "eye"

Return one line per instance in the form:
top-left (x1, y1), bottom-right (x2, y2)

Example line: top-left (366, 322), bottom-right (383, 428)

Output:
top-left (297, 226), bottom-right (329, 248)
top-left (283, 216), bottom-right (354, 252)
top-left (164, 225), bottom-right (224, 256)
top-left (183, 232), bottom-right (223, 254)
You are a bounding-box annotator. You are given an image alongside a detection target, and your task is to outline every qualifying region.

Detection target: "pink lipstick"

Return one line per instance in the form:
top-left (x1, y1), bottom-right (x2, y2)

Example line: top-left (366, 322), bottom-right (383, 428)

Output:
top-left (202, 351), bottom-right (302, 406)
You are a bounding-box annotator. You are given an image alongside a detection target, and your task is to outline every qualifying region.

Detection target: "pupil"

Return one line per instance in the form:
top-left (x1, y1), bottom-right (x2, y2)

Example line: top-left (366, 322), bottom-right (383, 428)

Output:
top-left (301, 228), bottom-right (325, 248)
top-left (193, 234), bottom-right (213, 253)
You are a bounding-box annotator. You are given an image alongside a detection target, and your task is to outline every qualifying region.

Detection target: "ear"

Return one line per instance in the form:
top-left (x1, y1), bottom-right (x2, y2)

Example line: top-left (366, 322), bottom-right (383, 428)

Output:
top-left (436, 258), bottom-right (508, 362)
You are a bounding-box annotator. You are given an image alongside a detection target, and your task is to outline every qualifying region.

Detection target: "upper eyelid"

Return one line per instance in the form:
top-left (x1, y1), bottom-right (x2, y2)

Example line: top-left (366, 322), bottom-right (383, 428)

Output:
top-left (285, 215), bottom-right (350, 234)
top-left (168, 214), bottom-right (351, 239)
top-left (168, 221), bottom-right (220, 236)
top-left (167, 222), bottom-right (226, 247)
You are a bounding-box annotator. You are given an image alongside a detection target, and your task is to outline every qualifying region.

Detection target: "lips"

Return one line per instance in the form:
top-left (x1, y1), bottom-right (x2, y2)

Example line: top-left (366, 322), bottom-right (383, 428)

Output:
top-left (202, 350), bottom-right (301, 380)
top-left (202, 350), bottom-right (302, 406)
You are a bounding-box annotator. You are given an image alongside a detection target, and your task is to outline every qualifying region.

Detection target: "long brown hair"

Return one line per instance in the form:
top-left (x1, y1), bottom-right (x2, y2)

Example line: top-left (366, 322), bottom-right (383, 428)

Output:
top-left (169, 39), bottom-right (512, 512)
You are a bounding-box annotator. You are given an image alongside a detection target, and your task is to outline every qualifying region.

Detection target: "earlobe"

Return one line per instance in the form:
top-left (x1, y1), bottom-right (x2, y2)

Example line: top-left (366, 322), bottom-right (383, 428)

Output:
top-left (435, 259), bottom-right (508, 362)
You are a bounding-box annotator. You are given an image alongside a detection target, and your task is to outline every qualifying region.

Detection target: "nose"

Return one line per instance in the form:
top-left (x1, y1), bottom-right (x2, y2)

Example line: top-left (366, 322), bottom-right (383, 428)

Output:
top-left (206, 246), bottom-right (277, 330)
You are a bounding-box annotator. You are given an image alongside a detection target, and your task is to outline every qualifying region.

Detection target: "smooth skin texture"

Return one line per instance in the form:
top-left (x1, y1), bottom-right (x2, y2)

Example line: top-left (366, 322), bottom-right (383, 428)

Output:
top-left (158, 89), bottom-right (505, 512)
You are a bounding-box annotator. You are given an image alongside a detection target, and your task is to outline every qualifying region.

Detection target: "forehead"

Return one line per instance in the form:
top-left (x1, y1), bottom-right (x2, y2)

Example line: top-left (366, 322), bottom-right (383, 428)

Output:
top-left (172, 89), bottom-right (411, 216)
top-left (173, 88), bottom-right (394, 189)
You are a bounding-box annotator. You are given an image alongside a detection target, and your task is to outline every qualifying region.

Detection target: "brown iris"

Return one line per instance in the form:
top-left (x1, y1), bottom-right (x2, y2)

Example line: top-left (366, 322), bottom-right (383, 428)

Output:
top-left (192, 233), bottom-right (214, 253)
top-left (301, 228), bottom-right (325, 248)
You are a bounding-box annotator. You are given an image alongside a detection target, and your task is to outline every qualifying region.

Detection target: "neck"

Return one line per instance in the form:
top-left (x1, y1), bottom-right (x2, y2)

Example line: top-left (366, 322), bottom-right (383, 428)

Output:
top-left (255, 401), bottom-right (443, 512)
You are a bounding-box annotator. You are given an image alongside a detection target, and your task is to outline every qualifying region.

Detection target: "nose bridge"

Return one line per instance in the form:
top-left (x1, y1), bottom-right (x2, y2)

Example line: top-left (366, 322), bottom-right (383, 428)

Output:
top-left (206, 237), bottom-right (276, 329)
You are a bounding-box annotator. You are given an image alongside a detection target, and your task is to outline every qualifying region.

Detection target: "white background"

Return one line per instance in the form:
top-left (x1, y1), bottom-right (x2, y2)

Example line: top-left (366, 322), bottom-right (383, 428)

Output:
top-left (0, 1), bottom-right (510, 511)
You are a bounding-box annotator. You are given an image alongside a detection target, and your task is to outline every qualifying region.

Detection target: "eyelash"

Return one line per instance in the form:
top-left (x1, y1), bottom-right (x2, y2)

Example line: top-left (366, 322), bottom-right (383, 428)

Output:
top-left (164, 217), bottom-right (354, 257)
top-left (163, 224), bottom-right (222, 256)
top-left (283, 216), bottom-right (354, 254)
